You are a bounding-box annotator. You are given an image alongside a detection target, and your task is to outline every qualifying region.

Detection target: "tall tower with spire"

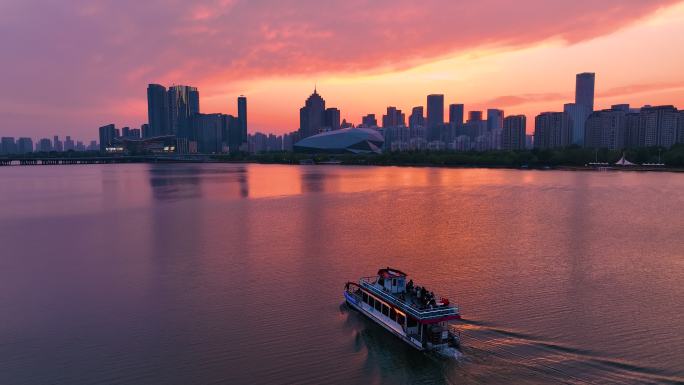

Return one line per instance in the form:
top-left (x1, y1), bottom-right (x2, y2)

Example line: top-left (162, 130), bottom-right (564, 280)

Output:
top-left (299, 88), bottom-right (326, 139)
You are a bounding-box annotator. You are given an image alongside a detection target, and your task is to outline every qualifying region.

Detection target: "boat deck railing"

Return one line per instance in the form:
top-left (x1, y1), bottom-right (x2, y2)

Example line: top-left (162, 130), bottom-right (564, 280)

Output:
top-left (359, 277), bottom-right (459, 320)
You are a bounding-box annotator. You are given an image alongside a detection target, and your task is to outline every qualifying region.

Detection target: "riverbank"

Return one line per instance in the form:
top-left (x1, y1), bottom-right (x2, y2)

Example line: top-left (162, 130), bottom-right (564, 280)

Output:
top-left (213, 146), bottom-right (684, 172)
top-left (3, 145), bottom-right (684, 172)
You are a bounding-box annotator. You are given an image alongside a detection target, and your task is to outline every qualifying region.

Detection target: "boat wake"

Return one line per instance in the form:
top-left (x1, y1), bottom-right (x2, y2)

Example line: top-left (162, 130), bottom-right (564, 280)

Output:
top-left (456, 319), bottom-right (684, 384)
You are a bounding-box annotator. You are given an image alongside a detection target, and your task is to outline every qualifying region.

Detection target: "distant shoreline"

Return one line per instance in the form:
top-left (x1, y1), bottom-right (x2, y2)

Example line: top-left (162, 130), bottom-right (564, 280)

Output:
top-left (5, 159), bottom-right (684, 173)
top-left (2, 149), bottom-right (684, 173)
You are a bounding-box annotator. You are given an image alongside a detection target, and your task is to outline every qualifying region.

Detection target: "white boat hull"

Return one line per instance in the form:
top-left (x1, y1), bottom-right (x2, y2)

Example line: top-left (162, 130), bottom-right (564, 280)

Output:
top-left (345, 292), bottom-right (424, 351)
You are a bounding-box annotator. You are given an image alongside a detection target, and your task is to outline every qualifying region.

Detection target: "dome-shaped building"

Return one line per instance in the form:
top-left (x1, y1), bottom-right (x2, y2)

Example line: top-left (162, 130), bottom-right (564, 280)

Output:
top-left (294, 127), bottom-right (384, 154)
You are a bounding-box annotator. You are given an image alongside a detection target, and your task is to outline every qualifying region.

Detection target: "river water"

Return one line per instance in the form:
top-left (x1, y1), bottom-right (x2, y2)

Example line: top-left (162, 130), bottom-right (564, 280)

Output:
top-left (0, 164), bottom-right (683, 384)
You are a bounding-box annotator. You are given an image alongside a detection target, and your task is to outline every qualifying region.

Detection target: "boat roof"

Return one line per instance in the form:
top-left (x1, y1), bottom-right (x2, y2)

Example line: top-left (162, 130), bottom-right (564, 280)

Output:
top-left (357, 276), bottom-right (460, 323)
top-left (377, 267), bottom-right (407, 279)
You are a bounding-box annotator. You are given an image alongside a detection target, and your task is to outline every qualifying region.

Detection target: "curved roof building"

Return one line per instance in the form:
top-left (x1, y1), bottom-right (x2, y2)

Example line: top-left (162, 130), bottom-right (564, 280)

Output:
top-left (294, 127), bottom-right (384, 154)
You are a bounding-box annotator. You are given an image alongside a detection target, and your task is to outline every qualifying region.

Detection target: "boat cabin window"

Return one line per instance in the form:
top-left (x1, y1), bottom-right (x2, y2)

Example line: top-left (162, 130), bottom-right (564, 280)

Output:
top-left (382, 305), bottom-right (389, 317)
top-left (374, 300), bottom-right (381, 312)
top-left (362, 292), bottom-right (368, 304)
top-left (390, 307), bottom-right (397, 321)
top-left (407, 316), bottom-right (418, 328)
top-left (397, 314), bottom-right (405, 326)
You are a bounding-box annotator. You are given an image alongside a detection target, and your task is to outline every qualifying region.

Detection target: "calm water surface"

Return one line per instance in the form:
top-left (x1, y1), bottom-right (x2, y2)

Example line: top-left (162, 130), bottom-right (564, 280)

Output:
top-left (0, 164), bottom-right (683, 384)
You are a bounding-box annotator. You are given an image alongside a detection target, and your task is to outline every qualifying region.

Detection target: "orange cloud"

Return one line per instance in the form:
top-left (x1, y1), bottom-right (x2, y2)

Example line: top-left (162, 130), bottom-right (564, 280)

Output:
top-left (0, 0), bottom-right (682, 138)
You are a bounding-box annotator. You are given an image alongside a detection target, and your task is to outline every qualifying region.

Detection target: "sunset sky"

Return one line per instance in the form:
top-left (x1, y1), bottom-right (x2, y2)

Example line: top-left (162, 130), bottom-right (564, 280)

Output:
top-left (2, 0), bottom-right (684, 140)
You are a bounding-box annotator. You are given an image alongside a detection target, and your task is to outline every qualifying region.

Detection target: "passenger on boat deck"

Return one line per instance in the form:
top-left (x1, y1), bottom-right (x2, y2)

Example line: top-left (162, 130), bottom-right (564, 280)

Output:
top-left (406, 279), bottom-right (414, 293)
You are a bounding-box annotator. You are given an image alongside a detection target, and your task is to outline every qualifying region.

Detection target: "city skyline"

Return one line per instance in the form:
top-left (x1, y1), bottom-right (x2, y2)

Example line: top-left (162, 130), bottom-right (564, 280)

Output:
top-left (1, 1), bottom-right (684, 139)
top-left (3, 69), bottom-right (684, 155)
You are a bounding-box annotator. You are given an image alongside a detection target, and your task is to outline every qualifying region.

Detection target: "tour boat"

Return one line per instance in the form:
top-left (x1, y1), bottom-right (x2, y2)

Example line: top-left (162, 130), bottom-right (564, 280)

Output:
top-left (344, 267), bottom-right (461, 358)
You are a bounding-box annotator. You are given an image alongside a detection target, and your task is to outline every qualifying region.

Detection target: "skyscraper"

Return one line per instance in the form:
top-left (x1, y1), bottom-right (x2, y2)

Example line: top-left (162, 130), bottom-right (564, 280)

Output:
top-left (64, 136), bottom-right (75, 151)
top-left (468, 111), bottom-right (483, 122)
top-left (361, 114), bottom-right (378, 128)
top-left (191, 113), bottom-right (225, 154)
top-left (678, 111), bottom-right (684, 144)
top-left (98, 124), bottom-right (116, 151)
top-left (449, 104), bottom-right (464, 126)
top-left (53, 136), bottom-right (63, 152)
top-left (147, 84), bottom-right (169, 138)
top-left (382, 107), bottom-right (404, 128)
top-left (575, 72), bottom-right (595, 111)
top-left (564, 103), bottom-right (591, 146)
top-left (502, 115), bottom-right (526, 150)
top-left (486, 109), bottom-right (504, 131)
top-left (409, 107), bottom-right (425, 129)
top-left (38, 138), bottom-right (52, 152)
top-left (17, 138), bottom-right (33, 154)
top-left (0, 137), bottom-right (16, 154)
top-left (129, 129), bottom-right (141, 139)
top-left (426, 94), bottom-right (444, 129)
top-left (168, 85), bottom-right (199, 138)
top-left (299, 89), bottom-right (326, 139)
top-left (325, 108), bottom-right (341, 130)
top-left (238, 95), bottom-right (248, 145)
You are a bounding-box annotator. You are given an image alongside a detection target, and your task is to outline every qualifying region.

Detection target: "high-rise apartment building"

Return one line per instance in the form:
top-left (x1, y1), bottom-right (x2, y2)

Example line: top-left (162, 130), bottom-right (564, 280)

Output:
top-left (37, 138), bottom-right (52, 152)
top-left (17, 138), bottom-right (33, 154)
top-left (449, 104), bottom-right (464, 126)
top-left (468, 111), bottom-right (483, 122)
top-left (584, 109), bottom-right (626, 150)
top-left (486, 109), bottom-right (504, 131)
top-left (426, 94), bottom-right (444, 129)
top-left (0, 137), bottom-right (17, 154)
top-left (678, 111), bottom-right (684, 144)
top-left (64, 136), bottom-right (75, 151)
top-left (361, 114), bottom-right (378, 128)
top-left (382, 107), bottom-right (405, 128)
top-left (640, 105), bottom-right (678, 148)
top-left (190, 113), bottom-right (225, 154)
top-left (325, 108), bottom-right (341, 130)
top-left (53, 136), bottom-right (63, 152)
top-left (409, 107), bottom-right (425, 129)
top-left (502, 115), bottom-right (526, 150)
top-left (534, 112), bottom-right (572, 149)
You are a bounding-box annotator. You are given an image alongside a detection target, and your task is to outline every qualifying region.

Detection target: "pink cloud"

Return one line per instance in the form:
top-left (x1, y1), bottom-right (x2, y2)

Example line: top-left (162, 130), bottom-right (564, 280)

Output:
top-left (0, 0), bottom-right (680, 138)
top-left (479, 93), bottom-right (569, 109)
top-left (599, 81), bottom-right (684, 98)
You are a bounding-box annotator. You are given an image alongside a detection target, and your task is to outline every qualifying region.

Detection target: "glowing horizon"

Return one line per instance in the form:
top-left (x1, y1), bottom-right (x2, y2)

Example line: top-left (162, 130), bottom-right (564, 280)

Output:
top-left (2, 0), bottom-right (684, 140)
